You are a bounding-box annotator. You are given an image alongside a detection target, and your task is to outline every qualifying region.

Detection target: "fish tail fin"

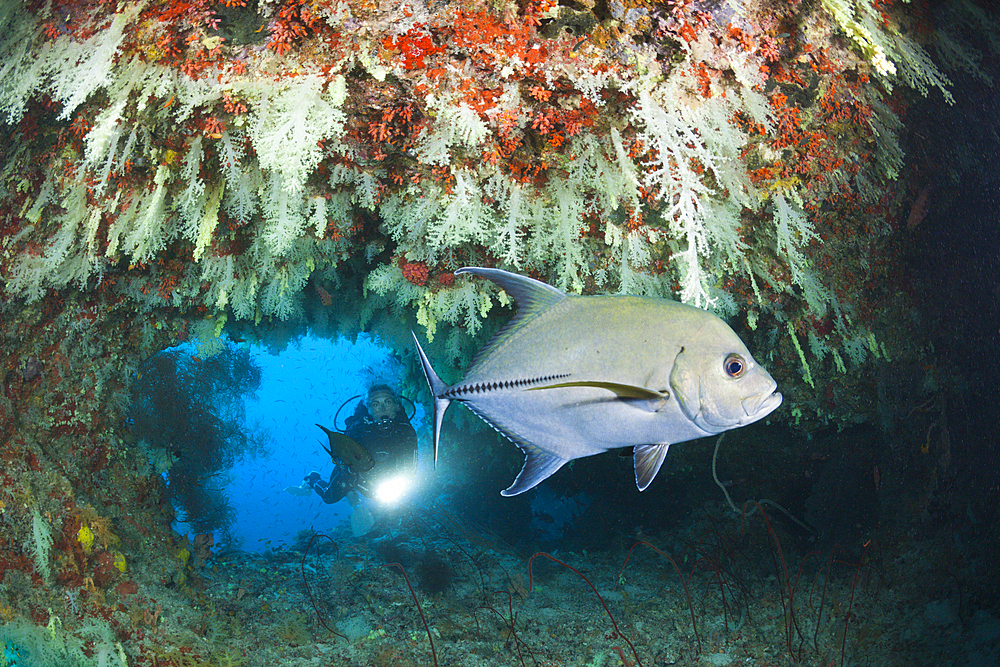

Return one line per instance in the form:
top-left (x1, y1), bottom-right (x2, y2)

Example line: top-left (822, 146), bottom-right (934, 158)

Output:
top-left (411, 331), bottom-right (450, 468)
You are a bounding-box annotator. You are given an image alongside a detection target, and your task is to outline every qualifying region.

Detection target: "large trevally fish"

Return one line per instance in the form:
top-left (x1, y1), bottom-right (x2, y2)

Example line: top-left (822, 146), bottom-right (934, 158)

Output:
top-left (412, 267), bottom-right (782, 496)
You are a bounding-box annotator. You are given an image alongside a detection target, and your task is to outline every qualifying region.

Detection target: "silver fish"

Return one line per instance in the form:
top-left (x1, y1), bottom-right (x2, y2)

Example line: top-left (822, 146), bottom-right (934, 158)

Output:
top-left (413, 267), bottom-right (782, 496)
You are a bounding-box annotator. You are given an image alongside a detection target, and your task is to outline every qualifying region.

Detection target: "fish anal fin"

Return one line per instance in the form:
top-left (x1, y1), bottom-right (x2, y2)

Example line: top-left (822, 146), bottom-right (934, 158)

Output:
top-left (501, 448), bottom-right (569, 497)
top-left (457, 393), bottom-right (564, 496)
top-left (634, 443), bottom-right (671, 491)
top-left (461, 403), bottom-right (565, 496)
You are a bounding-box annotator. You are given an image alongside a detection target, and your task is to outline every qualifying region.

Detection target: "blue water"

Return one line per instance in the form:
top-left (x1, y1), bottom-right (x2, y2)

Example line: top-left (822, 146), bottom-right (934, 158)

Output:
top-left (177, 332), bottom-right (425, 551)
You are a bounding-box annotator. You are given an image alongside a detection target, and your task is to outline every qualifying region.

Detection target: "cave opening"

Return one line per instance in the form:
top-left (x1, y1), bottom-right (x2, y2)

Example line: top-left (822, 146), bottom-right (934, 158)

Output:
top-left (130, 331), bottom-right (427, 552)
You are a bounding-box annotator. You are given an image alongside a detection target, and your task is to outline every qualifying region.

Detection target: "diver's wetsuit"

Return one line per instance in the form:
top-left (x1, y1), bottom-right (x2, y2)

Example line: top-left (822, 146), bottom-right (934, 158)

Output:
top-left (307, 469), bottom-right (354, 504)
top-left (308, 407), bottom-right (417, 504)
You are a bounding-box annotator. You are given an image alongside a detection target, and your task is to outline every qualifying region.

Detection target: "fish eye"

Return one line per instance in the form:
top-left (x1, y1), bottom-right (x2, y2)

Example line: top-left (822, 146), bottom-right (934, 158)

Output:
top-left (724, 354), bottom-right (745, 378)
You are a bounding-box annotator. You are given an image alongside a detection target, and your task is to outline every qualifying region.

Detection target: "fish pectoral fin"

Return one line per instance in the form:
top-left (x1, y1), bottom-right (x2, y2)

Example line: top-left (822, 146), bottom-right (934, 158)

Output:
top-left (527, 381), bottom-right (668, 402)
top-left (501, 448), bottom-right (569, 497)
top-left (633, 443), bottom-right (671, 491)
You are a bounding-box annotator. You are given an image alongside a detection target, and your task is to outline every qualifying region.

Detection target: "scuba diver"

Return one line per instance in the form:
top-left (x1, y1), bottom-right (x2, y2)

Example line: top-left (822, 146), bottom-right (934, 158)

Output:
top-left (303, 385), bottom-right (418, 533)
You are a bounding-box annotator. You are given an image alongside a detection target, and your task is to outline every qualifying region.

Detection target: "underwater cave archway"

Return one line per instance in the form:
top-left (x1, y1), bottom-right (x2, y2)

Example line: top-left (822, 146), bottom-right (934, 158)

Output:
top-left (131, 332), bottom-right (426, 551)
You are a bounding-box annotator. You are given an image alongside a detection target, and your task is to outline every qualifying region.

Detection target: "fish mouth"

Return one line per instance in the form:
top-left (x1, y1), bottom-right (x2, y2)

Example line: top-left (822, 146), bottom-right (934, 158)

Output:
top-left (742, 389), bottom-right (783, 419)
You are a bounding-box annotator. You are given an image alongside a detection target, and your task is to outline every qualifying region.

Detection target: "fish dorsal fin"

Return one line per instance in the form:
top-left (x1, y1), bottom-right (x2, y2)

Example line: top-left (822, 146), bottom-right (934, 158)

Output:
top-left (633, 443), bottom-right (671, 491)
top-left (456, 267), bottom-right (566, 367)
top-left (456, 267), bottom-right (565, 310)
top-left (501, 447), bottom-right (569, 497)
